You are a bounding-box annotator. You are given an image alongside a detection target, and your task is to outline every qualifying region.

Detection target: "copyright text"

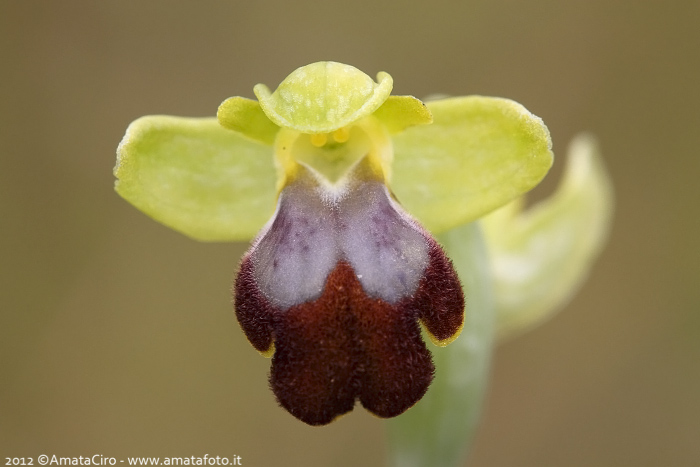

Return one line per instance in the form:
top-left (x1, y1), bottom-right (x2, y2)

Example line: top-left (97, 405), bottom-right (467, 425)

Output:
top-left (6, 455), bottom-right (242, 467)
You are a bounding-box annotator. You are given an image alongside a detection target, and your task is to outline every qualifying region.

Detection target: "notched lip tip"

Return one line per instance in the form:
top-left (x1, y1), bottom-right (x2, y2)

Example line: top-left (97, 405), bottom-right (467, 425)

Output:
top-left (257, 342), bottom-right (275, 358)
top-left (423, 319), bottom-right (465, 347)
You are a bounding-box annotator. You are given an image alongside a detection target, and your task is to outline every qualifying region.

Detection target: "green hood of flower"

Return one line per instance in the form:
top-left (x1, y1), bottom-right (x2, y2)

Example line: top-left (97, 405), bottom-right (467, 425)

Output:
top-left (254, 61), bottom-right (394, 134)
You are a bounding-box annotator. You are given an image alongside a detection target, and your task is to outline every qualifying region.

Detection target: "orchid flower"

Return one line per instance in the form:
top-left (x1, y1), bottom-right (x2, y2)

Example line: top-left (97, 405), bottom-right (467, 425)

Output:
top-left (114, 61), bottom-right (612, 466)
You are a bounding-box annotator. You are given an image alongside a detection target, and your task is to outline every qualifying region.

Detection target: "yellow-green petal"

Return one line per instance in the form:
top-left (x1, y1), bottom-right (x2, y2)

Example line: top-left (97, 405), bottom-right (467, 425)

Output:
top-left (254, 61), bottom-right (393, 134)
top-left (114, 116), bottom-right (277, 242)
top-left (391, 96), bottom-right (554, 233)
top-left (217, 96), bottom-right (279, 145)
top-left (481, 134), bottom-right (614, 340)
top-left (373, 95), bottom-right (433, 133)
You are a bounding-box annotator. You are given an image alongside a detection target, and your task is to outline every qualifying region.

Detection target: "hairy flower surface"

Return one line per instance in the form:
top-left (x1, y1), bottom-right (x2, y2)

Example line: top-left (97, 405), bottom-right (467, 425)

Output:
top-left (114, 61), bottom-right (557, 426)
top-left (234, 158), bottom-right (464, 424)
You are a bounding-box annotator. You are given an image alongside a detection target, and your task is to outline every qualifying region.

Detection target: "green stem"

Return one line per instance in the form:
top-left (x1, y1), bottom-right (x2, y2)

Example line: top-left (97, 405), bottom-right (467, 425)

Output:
top-left (386, 222), bottom-right (495, 467)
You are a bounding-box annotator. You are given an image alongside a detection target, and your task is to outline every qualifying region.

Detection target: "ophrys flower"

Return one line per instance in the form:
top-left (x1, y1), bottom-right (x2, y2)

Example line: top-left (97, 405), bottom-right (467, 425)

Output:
top-left (114, 61), bottom-right (554, 425)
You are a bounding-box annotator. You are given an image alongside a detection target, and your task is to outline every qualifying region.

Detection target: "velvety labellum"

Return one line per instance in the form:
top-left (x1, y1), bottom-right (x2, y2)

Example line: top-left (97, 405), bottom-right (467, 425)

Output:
top-left (234, 163), bottom-right (464, 425)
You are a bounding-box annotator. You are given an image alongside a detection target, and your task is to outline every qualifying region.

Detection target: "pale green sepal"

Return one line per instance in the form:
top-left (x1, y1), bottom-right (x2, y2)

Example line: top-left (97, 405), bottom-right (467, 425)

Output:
top-left (217, 97), bottom-right (279, 145)
top-left (254, 61), bottom-right (393, 134)
top-left (387, 222), bottom-right (494, 467)
top-left (391, 96), bottom-right (554, 233)
top-left (373, 95), bottom-right (433, 133)
top-left (481, 134), bottom-right (614, 341)
top-left (114, 116), bottom-right (277, 242)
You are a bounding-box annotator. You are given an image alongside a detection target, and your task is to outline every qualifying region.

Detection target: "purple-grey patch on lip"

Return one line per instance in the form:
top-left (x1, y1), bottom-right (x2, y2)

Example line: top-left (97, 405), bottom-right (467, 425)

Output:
top-left (249, 164), bottom-right (429, 309)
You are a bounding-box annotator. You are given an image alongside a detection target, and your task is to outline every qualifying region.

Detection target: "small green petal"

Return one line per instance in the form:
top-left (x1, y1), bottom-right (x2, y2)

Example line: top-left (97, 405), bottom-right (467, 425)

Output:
top-left (481, 134), bottom-right (614, 340)
top-left (373, 95), bottom-right (433, 133)
top-left (391, 96), bottom-right (554, 233)
top-left (387, 222), bottom-right (494, 467)
top-left (217, 96), bottom-right (280, 145)
top-left (254, 61), bottom-right (393, 134)
top-left (114, 116), bottom-right (277, 242)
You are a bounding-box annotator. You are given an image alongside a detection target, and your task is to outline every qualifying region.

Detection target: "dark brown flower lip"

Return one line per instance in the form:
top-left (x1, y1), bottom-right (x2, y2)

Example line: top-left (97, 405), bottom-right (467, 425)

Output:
top-left (233, 158), bottom-right (464, 425)
top-left (235, 236), bottom-right (463, 425)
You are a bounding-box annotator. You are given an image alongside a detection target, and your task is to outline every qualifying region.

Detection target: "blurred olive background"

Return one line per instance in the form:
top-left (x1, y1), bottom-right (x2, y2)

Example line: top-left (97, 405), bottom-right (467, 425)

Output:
top-left (2, 1), bottom-right (699, 466)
